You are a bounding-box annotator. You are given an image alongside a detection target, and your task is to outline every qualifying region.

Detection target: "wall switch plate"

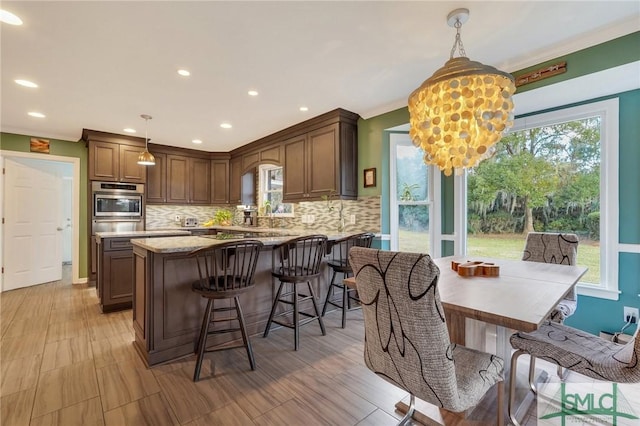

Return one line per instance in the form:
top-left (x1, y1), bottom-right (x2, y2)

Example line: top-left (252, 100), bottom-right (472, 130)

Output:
top-left (174, 215), bottom-right (181, 222)
top-left (349, 214), bottom-right (356, 224)
top-left (308, 215), bottom-right (315, 223)
top-left (624, 306), bottom-right (639, 323)
top-left (301, 215), bottom-right (308, 224)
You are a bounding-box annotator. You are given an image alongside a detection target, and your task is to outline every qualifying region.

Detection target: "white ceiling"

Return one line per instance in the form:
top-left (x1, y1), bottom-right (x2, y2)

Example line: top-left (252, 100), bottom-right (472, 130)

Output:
top-left (2, 1), bottom-right (638, 152)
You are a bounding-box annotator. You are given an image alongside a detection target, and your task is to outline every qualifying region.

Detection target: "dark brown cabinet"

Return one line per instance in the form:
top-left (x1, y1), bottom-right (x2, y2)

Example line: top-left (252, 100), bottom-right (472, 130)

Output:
top-left (211, 160), bottom-right (229, 204)
top-left (282, 119), bottom-right (357, 202)
top-left (146, 152), bottom-right (167, 203)
top-left (96, 237), bottom-right (134, 312)
top-left (229, 157), bottom-right (243, 205)
top-left (166, 155), bottom-right (211, 204)
top-left (87, 139), bottom-right (147, 183)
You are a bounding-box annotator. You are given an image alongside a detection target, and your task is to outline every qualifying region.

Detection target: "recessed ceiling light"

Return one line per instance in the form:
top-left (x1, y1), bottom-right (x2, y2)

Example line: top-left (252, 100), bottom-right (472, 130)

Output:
top-left (178, 69), bottom-right (190, 77)
top-left (0, 10), bottom-right (23, 25)
top-left (192, 139), bottom-right (203, 144)
top-left (220, 123), bottom-right (232, 129)
top-left (123, 128), bottom-right (136, 133)
top-left (248, 90), bottom-right (259, 96)
top-left (299, 106), bottom-right (309, 112)
top-left (15, 79), bottom-right (38, 88)
top-left (28, 111), bottom-right (45, 118)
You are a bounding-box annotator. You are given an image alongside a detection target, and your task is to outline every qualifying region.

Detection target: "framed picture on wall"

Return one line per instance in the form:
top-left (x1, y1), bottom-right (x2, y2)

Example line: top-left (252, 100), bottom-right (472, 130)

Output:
top-left (364, 168), bottom-right (376, 188)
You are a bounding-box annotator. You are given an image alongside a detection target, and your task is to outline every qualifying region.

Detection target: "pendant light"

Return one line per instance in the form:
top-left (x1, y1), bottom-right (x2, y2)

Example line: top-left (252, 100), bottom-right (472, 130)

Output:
top-left (408, 8), bottom-right (516, 176)
top-left (137, 114), bottom-right (155, 166)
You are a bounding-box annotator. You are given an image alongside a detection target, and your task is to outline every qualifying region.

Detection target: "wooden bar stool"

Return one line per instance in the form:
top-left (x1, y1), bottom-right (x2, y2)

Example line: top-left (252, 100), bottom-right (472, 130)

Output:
top-left (189, 239), bottom-right (263, 381)
top-left (321, 232), bottom-right (374, 328)
top-left (263, 235), bottom-right (327, 350)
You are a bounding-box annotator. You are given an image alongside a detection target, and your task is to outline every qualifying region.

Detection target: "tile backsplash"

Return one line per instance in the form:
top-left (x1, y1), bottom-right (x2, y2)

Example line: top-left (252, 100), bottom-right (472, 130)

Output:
top-left (146, 196), bottom-right (380, 233)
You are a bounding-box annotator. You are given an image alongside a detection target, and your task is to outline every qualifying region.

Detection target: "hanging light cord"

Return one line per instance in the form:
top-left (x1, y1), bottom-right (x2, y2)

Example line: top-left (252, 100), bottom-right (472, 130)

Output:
top-left (449, 19), bottom-right (467, 59)
top-left (144, 118), bottom-right (149, 149)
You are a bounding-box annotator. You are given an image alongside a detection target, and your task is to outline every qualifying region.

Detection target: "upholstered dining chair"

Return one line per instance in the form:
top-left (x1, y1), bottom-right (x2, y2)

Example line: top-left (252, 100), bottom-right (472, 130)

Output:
top-left (349, 247), bottom-right (505, 426)
top-left (508, 322), bottom-right (640, 425)
top-left (522, 232), bottom-right (579, 323)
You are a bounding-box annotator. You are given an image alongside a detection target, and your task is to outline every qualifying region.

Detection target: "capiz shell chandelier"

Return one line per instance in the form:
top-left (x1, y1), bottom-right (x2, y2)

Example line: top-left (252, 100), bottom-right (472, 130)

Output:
top-left (408, 8), bottom-right (516, 176)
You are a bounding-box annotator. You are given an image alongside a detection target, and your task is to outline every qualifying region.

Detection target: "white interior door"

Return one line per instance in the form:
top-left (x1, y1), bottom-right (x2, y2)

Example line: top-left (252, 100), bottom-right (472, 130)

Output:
top-left (4, 158), bottom-right (63, 291)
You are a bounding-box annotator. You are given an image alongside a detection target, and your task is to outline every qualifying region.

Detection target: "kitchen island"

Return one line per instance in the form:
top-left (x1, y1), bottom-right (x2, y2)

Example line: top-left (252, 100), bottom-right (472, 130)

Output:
top-left (95, 230), bottom-right (191, 312)
top-left (131, 232), bottom-right (344, 366)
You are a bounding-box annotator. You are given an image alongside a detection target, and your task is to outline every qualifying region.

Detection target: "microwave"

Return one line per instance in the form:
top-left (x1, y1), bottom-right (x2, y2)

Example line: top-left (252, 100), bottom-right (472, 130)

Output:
top-left (92, 181), bottom-right (144, 218)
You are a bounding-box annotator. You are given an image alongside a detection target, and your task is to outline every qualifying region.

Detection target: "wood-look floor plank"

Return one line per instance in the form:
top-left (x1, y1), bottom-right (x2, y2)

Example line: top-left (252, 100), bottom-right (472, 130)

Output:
top-left (356, 408), bottom-right (404, 426)
top-left (185, 401), bottom-right (257, 426)
top-left (88, 313), bottom-right (132, 341)
top-left (96, 357), bottom-right (161, 411)
top-left (11, 299), bottom-right (52, 322)
top-left (252, 397), bottom-right (330, 426)
top-left (32, 359), bottom-right (100, 418)
top-left (2, 314), bottom-right (50, 338)
top-left (0, 386), bottom-right (35, 426)
top-left (103, 392), bottom-right (179, 426)
top-left (0, 354), bottom-right (41, 395)
top-left (156, 363), bottom-right (232, 424)
top-left (45, 318), bottom-right (89, 343)
top-left (91, 331), bottom-right (138, 369)
top-left (41, 335), bottom-right (93, 372)
top-left (1, 330), bottom-right (47, 361)
top-left (29, 396), bottom-right (105, 426)
top-left (212, 361), bottom-right (295, 419)
top-left (279, 366), bottom-right (377, 425)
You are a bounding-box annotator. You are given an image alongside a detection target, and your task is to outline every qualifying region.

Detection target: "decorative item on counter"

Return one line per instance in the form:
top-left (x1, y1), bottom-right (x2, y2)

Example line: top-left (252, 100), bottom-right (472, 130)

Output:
top-left (213, 209), bottom-right (233, 226)
top-left (201, 218), bottom-right (215, 227)
top-left (451, 260), bottom-right (500, 277)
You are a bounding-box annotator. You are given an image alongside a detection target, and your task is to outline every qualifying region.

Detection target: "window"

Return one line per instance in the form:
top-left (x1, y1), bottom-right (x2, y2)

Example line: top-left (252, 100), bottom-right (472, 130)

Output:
top-left (258, 164), bottom-right (294, 216)
top-left (465, 98), bottom-right (619, 299)
top-left (390, 133), bottom-right (434, 254)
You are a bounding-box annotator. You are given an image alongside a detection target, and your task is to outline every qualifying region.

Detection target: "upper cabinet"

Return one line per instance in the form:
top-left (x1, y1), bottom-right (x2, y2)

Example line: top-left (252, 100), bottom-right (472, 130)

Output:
top-left (228, 157), bottom-right (243, 205)
top-left (83, 129), bottom-right (147, 183)
top-left (211, 159), bottom-right (230, 204)
top-left (146, 153), bottom-right (167, 203)
top-left (229, 108), bottom-right (359, 204)
top-left (144, 144), bottom-right (214, 205)
top-left (282, 111), bottom-right (358, 202)
top-left (165, 155), bottom-right (211, 205)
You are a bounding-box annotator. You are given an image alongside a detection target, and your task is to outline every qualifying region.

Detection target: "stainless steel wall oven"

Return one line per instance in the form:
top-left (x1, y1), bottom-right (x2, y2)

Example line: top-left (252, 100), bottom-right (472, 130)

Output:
top-left (90, 181), bottom-right (145, 278)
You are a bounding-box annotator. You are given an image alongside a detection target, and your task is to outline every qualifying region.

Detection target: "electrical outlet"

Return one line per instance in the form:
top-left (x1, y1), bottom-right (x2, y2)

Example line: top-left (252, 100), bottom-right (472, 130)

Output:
top-left (349, 214), bottom-right (356, 225)
top-left (308, 215), bottom-right (315, 224)
top-left (301, 215), bottom-right (308, 224)
top-left (623, 306), bottom-right (639, 323)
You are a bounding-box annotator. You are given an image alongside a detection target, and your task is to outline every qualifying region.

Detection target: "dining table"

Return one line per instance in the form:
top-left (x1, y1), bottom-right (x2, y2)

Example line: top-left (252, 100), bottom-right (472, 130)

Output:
top-left (344, 254), bottom-right (588, 422)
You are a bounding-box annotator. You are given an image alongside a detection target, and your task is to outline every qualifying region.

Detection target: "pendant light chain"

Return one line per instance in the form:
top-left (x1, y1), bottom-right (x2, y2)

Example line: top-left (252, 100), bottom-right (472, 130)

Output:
top-left (449, 19), bottom-right (467, 59)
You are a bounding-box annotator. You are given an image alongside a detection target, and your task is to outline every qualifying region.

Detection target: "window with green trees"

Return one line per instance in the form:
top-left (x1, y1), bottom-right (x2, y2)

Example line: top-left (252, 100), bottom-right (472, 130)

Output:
top-left (466, 99), bottom-right (618, 293)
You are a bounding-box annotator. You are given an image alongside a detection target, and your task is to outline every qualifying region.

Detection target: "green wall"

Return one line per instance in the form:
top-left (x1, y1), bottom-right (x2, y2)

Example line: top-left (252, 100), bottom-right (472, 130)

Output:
top-left (356, 32), bottom-right (640, 335)
top-left (1, 133), bottom-right (89, 278)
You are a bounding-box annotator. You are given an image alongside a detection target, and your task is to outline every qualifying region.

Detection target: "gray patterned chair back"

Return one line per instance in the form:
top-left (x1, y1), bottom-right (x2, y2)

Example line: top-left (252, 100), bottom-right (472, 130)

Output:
top-left (348, 247), bottom-right (463, 410)
top-left (522, 232), bottom-right (579, 301)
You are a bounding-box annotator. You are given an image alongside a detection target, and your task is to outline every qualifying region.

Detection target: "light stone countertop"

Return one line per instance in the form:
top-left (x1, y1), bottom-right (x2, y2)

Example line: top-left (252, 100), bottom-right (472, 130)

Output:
top-left (95, 230), bottom-right (191, 242)
top-left (130, 232), bottom-right (367, 254)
